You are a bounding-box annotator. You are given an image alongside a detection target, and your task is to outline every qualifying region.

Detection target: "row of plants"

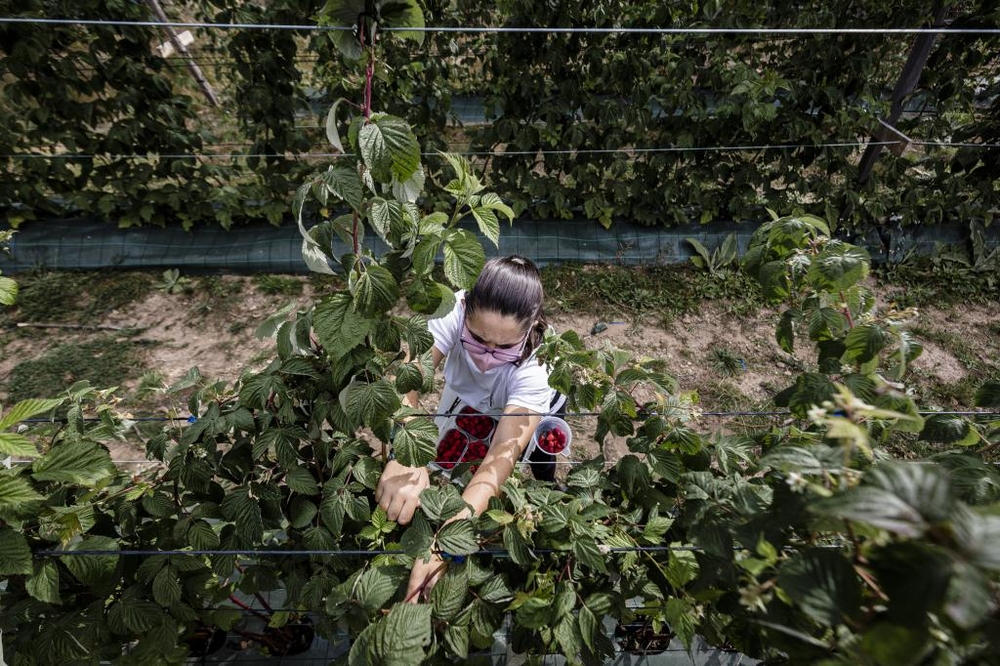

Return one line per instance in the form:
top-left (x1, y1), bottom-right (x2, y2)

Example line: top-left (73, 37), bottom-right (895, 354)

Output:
top-left (1, 0), bottom-right (997, 230)
top-left (2, 4), bottom-right (999, 664)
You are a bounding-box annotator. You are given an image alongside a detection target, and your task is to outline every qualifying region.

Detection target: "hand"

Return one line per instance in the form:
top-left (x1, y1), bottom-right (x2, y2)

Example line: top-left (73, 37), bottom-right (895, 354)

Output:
top-left (375, 459), bottom-right (429, 525)
top-left (405, 552), bottom-right (447, 603)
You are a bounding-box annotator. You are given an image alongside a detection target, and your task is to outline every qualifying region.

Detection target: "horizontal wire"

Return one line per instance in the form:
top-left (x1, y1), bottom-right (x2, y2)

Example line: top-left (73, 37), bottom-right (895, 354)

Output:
top-left (11, 139), bottom-right (1000, 162)
top-left (2, 18), bottom-right (998, 35)
top-left (39, 545), bottom-right (702, 558)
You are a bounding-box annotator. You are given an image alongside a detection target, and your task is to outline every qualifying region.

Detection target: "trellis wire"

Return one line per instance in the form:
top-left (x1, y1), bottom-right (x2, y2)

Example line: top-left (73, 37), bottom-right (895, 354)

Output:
top-left (2, 17), bottom-right (999, 35)
top-left (8, 139), bottom-right (1000, 162)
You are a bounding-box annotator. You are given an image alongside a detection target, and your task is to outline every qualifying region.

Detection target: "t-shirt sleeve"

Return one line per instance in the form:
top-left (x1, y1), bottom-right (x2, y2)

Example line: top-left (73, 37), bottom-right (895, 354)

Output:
top-left (426, 289), bottom-right (465, 356)
top-left (504, 359), bottom-right (554, 414)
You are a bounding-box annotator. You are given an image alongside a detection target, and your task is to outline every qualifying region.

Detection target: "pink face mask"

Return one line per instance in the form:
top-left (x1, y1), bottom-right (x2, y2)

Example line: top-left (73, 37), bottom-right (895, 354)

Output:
top-left (461, 321), bottom-right (528, 373)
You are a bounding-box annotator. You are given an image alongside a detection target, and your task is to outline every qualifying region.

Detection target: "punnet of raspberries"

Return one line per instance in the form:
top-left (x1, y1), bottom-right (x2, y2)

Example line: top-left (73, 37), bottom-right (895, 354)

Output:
top-left (536, 425), bottom-right (568, 454)
top-left (434, 432), bottom-right (489, 472)
top-left (454, 405), bottom-right (496, 440)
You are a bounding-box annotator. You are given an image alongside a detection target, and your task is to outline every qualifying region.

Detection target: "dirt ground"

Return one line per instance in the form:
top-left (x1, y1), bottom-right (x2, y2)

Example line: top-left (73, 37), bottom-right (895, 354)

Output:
top-left (3, 274), bottom-right (997, 466)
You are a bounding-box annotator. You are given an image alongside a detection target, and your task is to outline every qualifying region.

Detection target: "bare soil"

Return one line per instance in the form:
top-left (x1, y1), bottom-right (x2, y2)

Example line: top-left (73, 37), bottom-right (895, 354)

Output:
top-left (3, 274), bottom-right (997, 465)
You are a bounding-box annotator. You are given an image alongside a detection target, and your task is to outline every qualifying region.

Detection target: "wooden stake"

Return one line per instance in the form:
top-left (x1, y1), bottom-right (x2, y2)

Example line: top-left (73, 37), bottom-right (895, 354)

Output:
top-left (144, 0), bottom-right (221, 107)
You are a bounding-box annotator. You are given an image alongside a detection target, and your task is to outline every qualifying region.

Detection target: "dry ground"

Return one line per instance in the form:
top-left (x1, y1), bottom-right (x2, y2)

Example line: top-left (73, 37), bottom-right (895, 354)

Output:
top-left (2, 274), bottom-right (997, 465)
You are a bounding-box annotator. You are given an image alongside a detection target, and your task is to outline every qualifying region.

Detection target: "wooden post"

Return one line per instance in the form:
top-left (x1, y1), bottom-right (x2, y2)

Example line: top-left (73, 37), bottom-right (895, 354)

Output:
top-left (144, 0), bottom-right (221, 107)
top-left (857, 5), bottom-right (949, 183)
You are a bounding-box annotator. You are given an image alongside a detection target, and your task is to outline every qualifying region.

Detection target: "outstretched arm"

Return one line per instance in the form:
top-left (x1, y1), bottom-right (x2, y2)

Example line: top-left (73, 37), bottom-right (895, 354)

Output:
top-left (375, 346), bottom-right (445, 525)
top-left (405, 403), bottom-right (541, 602)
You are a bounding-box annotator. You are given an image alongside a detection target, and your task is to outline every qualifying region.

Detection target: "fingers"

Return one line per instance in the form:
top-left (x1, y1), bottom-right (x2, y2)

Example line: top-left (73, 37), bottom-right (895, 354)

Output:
top-left (405, 556), bottom-right (445, 603)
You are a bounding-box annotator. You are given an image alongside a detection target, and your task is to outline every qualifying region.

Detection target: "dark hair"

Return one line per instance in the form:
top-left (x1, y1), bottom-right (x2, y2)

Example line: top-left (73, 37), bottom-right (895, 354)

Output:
top-left (466, 255), bottom-right (548, 362)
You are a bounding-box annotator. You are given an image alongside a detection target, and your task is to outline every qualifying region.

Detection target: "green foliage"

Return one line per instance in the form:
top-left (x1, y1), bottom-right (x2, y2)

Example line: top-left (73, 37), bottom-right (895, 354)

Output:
top-left (3, 1), bottom-right (998, 230)
top-left (3, 6), bottom-right (1000, 666)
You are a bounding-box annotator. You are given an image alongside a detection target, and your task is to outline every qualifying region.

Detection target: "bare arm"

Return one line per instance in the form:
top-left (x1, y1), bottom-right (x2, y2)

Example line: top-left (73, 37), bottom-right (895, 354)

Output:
top-left (375, 346), bottom-right (445, 525)
top-left (405, 402), bottom-right (541, 602)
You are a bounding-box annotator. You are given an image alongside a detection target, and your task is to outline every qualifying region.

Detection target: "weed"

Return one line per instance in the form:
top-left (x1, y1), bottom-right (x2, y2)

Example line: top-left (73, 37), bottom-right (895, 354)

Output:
top-left (697, 379), bottom-right (754, 413)
top-left (136, 370), bottom-right (168, 397)
top-left (3, 336), bottom-right (148, 402)
top-left (153, 269), bottom-right (192, 295)
top-left (255, 274), bottom-right (304, 296)
top-left (710, 347), bottom-right (747, 377)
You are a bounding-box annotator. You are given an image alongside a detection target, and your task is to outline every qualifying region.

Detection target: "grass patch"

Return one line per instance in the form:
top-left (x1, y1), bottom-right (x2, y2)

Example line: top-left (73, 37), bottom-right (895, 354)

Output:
top-left (255, 274), bottom-right (304, 296)
top-left (3, 335), bottom-right (148, 402)
top-left (875, 261), bottom-right (1000, 308)
top-left (9, 271), bottom-right (154, 323)
top-left (540, 263), bottom-right (762, 324)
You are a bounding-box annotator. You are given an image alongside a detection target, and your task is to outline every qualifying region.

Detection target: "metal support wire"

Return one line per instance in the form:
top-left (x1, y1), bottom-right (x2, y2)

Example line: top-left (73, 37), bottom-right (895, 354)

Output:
top-left (41, 545), bottom-right (705, 558)
top-left (1, 18), bottom-right (998, 35)
top-left (9, 140), bottom-right (1000, 162)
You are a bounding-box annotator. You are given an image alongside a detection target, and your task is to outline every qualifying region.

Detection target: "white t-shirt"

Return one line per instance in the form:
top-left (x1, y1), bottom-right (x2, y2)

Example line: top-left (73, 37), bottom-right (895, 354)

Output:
top-left (428, 290), bottom-right (557, 417)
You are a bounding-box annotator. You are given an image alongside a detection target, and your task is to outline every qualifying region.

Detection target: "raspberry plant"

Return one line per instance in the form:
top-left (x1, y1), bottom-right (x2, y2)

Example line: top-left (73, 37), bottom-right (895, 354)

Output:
top-left (2, 4), bottom-right (999, 666)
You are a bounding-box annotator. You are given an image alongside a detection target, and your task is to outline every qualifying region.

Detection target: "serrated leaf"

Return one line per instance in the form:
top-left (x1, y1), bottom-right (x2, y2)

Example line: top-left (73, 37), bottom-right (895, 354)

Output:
top-left (220, 487), bottom-right (263, 544)
top-left (808, 241), bottom-right (869, 291)
top-left (152, 566), bottom-right (182, 607)
top-left (314, 293), bottom-right (373, 362)
top-left (26, 559), bottom-right (61, 603)
top-left (503, 524), bottom-right (533, 565)
top-left (974, 380), bottom-right (1000, 408)
top-left (356, 565), bottom-right (407, 612)
top-left (285, 465), bottom-right (320, 495)
top-left (353, 263), bottom-right (400, 315)
top-left (187, 520), bottom-right (220, 550)
top-left (341, 379), bottom-right (400, 430)
top-left (372, 602), bottom-right (433, 664)
top-left (812, 486), bottom-right (927, 537)
top-left (0, 275), bottom-right (17, 306)
top-left (61, 536), bottom-right (119, 588)
top-left (920, 414), bottom-right (980, 447)
top-left (0, 398), bottom-right (63, 430)
top-left (843, 323), bottom-right (891, 364)
top-left (431, 569), bottom-right (468, 621)
top-left (420, 485), bottom-right (469, 522)
top-left (573, 537), bottom-right (609, 573)
top-left (0, 527), bottom-right (32, 575)
top-left (0, 433), bottom-right (40, 458)
top-left (442, 229), bottom-right (485, 291)
top-left (31, 441), bottom-right (115, 486)
top-left (436, 520), bottom-right (478, 555)
top-left (360, 114), bottom-right (420, 184)
top-left (778, 547), bottom-right (861, 626)
top-left (776, 308), bottom-right (798, 353)
top-left (514, 595), bottom-right (552, 629)
top-left (444, 621), bottom-right (470, 659)
top-left (0, 472), bottom-right (44, 513)
top-left (392, 417), bottom-right (439, 468)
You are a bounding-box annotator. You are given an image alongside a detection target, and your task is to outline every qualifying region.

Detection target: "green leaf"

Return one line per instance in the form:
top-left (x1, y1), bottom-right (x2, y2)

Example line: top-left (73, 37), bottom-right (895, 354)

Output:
top-left (353, 263), bottom-right (400, 316)
top-left (664, 597), bottom-right (699, 651)
top-left (371, 602), bottom-right (433, 664)
top-left (442, 229), bottom-right (486, 291)
top-left (220, 487), bottom-right (263, 544)
top-left (664, 547), bottom-right (699, 588)
top-left (786, 372), bottom-right (837, 418)
top-left (114, 598), bottom-right (164, 633)
top-left (843, 324), bottom-right (891, 365)
top-left (572, 537), bottom-right (609, 573)
top-left (152, 566), bottom-right (182, 607)
top-left (920, 414), bottom-right (980, 447)
top-left (776, 308), bottom-right (798, 353)
top-left (321, 165), bottom-right (365, 211)
top-left (0, 527), bottom-right (32, 575)
top-left (31, 441), bottom-right (115, 486)
top-left (0, 398), bottom-right (62, 430)
top-left (392, 416), bottom-right (438, 468)
top-left (812, 486), bottom-right (927, 537)
top-left (0, 275), bottom-right (17, 306)
top-left (314, 293), bottom-right (373, 362)
top-left (360, 114), bottom-right (420, 184)
top-left (285, 465), bottom-right (321, 495)
top-left (187, 520), bottom-right (220, 550)
top-left (440, 152), bottom-right (484, 198)
top-left (356, 565), bottom-right (407, 612)
top-left (808, 241), bottom-right (869, 291)
top-left (514, 595), bottom-right (552, 629)
top-left (419, 485), bottom-right (468, 522)
top-left (503, 524), bottom-right (533, 565)
top-left (61, 535), bottom-right (119, 588)
top-left (0, 432), bottom-right (41, 458)
top-left (860, 622), bottom-right (930, 665)
top-left (26, 559), bottom-right (61, 603)
top-left (431, 569), bottom-right (468, 621)
top-left (0, 472), bottom-right (44, 513)
top-left (778, 547), bottom-right (861, 626)
top-left (436, 520), bottom-right (478, 555)
top-left (444, 621), bottom-right (470, 659)
top-left (341, 379), bottom-right (400, 430)
top-left (400, 513), bottom-right (434, 557)
top-left (325, 98), bottom-right (348, 152)
top-left (974, 380), bottom-right (1000, 408)
top-left (478, 574), bottom-right (513, 604)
